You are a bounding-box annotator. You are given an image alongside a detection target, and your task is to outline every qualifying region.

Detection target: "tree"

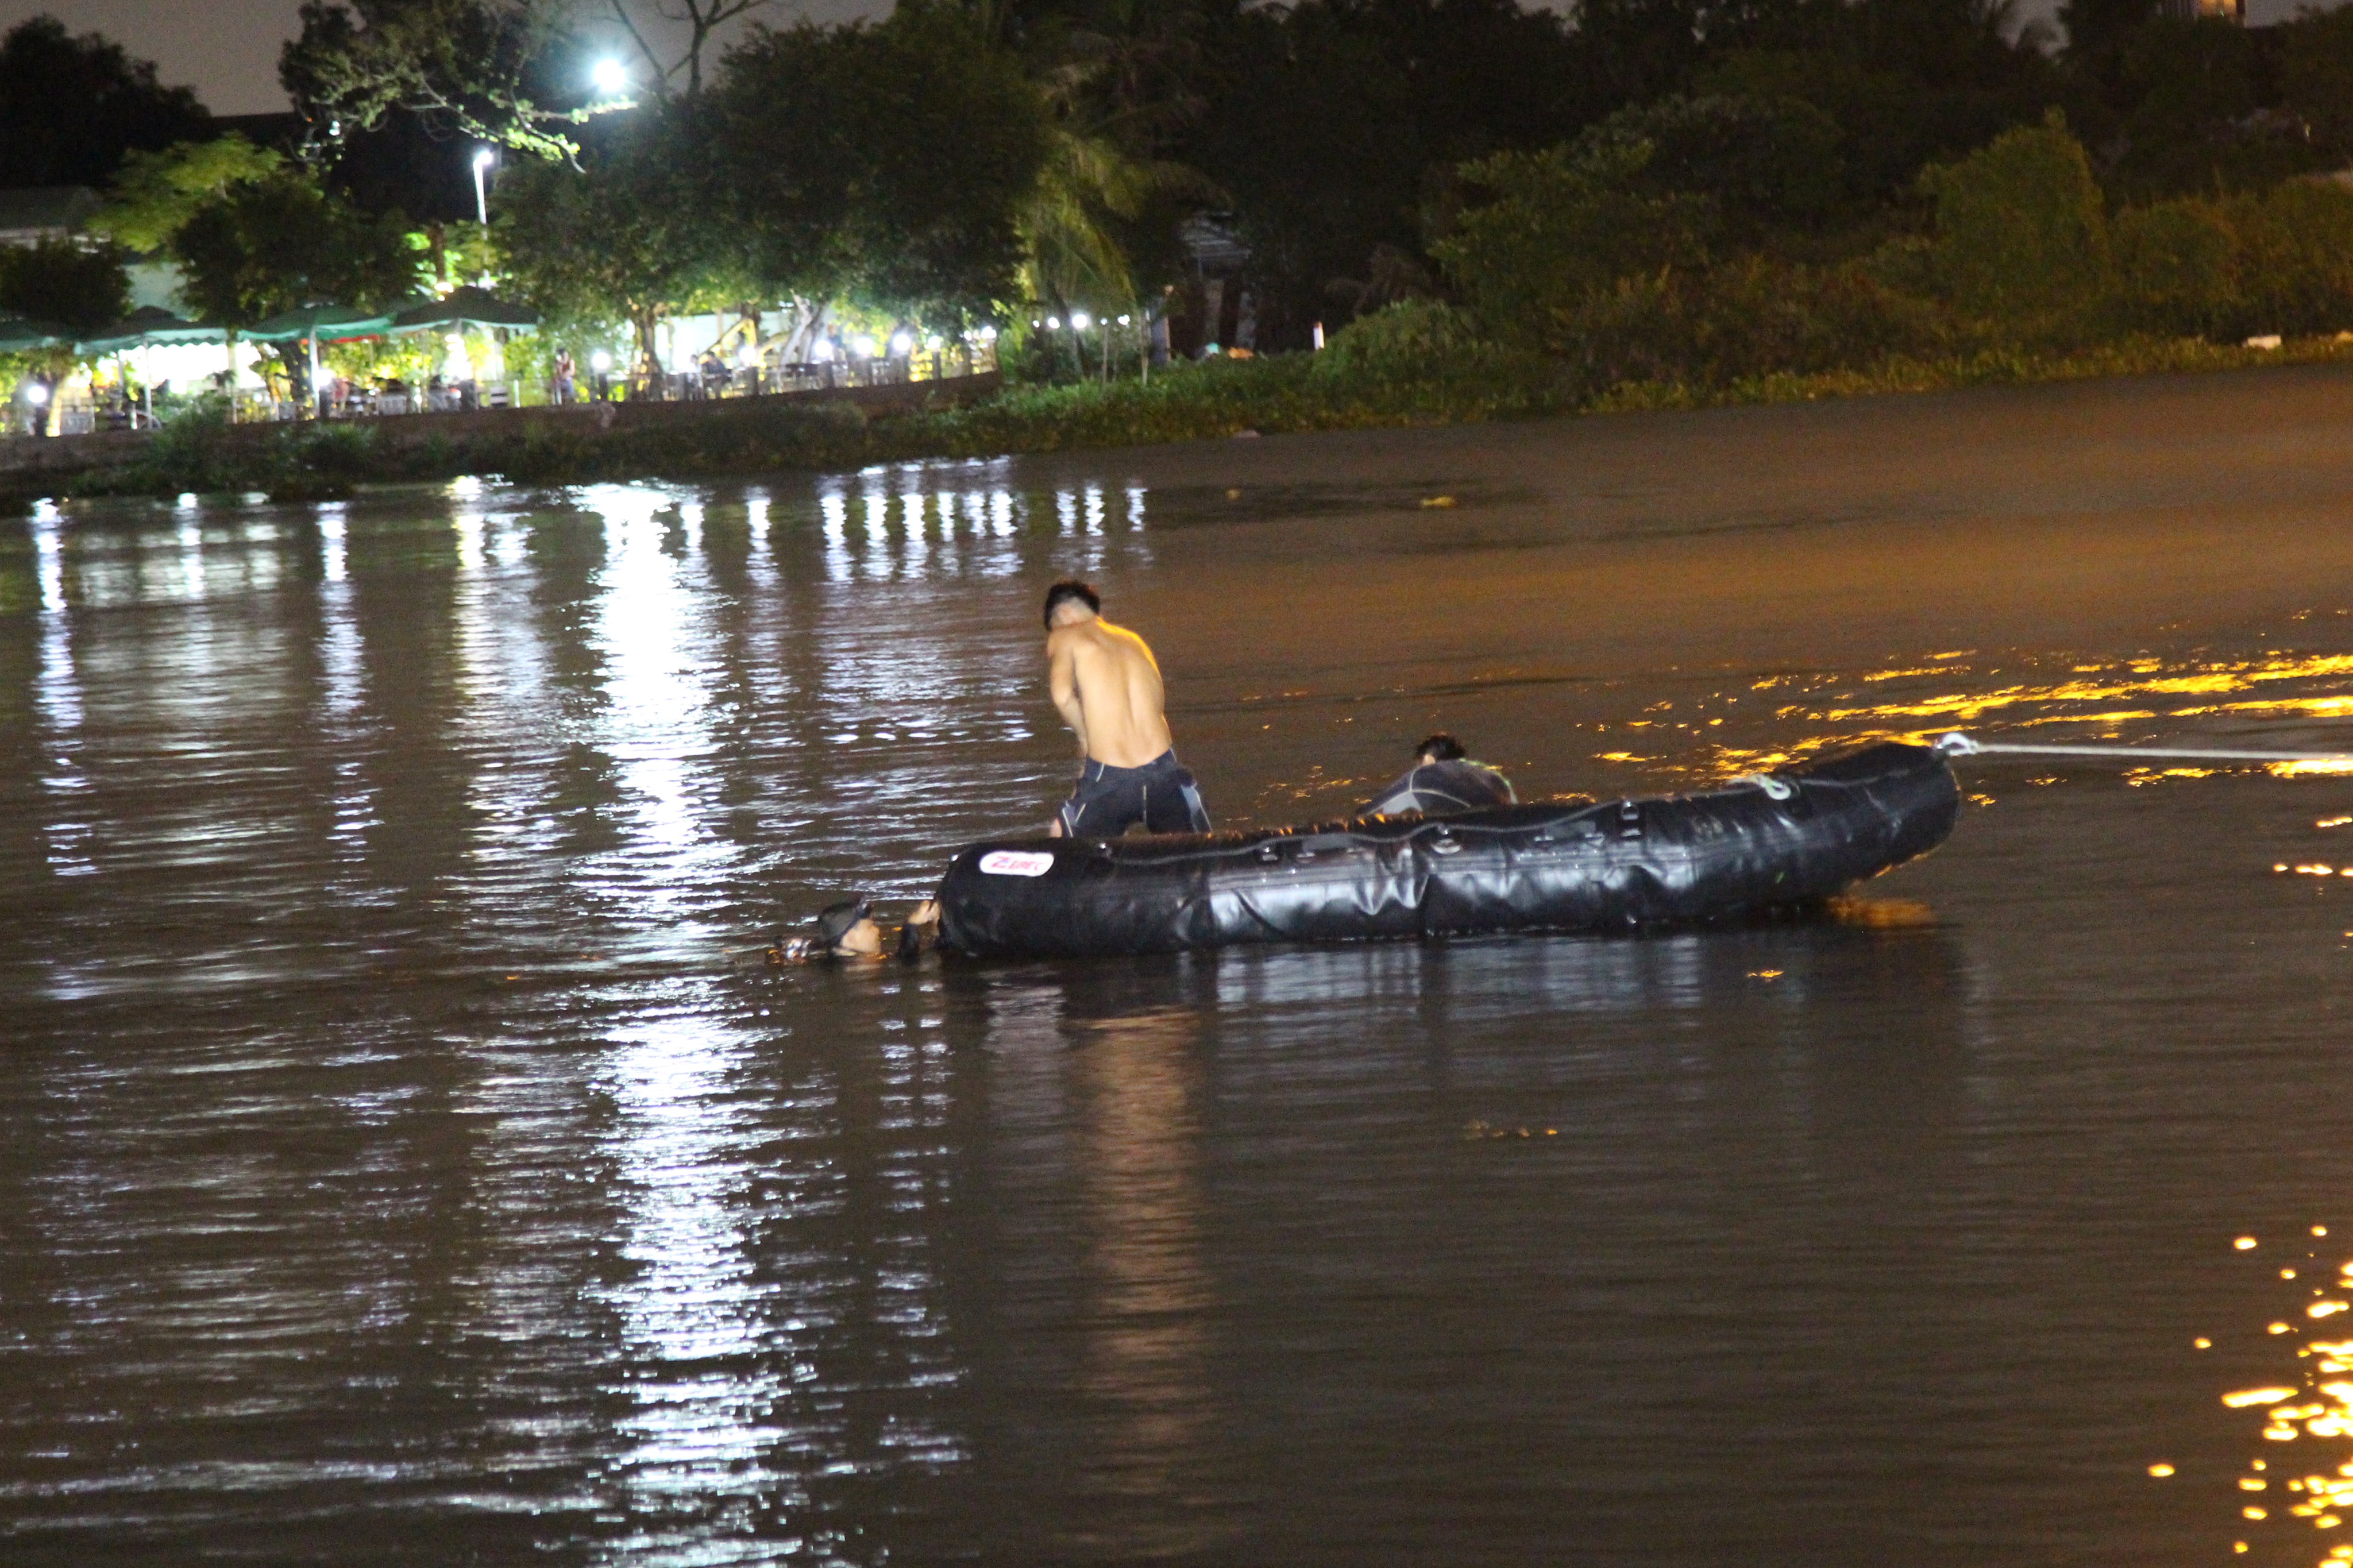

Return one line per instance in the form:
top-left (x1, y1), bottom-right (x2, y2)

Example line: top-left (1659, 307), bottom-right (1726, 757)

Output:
top-left (0, 18), bottom-right (211, 189)
top-left (280, 0), bottom-right (600, 161)
top-left (1569, 94), bottom-right (1846, 233)
top-left (2279, 4), bottom-right (2353, 163)
top-left (603, 0), bottom-right (774, 99)
top-left (495, 109), bottom-right (739, 370)
top-left (0, 240), bottom-right (132, 410)
top-left (1431, 138), bottom-right (1715, 346)
top-left (173, 173), bottom-right (424, 327)
top-left (91, 136), bottom-right (286, 255)
top-left (1179, 0), bottom-right (1591, 345)
top-left (709, 7), bottom-right (1053, 322)
top-left (0, 240), bottom-right (130, 336)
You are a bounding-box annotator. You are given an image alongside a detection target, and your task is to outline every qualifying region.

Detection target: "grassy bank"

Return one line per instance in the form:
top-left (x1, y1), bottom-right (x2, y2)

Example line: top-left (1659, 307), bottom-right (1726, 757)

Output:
top-left (10, 327), bottom-right (2353, 511)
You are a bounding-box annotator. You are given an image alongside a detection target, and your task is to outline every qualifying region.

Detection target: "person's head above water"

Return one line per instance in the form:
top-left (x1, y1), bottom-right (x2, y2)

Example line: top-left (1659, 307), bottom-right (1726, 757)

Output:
top-left (1417, 733), bottom-right (1467, 764)
top-left (1043, 580), bottom-right (1101, 630)
top-left (816, 895), bottom-right (882, 957)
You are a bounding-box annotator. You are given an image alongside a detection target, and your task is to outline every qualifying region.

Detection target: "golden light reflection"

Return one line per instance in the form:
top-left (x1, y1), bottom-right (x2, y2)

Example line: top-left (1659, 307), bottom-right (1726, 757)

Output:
top-left (2198, 1229), bottom-right (2353, 1564)
top-left (1702, 648), bottom-right (2353, 781)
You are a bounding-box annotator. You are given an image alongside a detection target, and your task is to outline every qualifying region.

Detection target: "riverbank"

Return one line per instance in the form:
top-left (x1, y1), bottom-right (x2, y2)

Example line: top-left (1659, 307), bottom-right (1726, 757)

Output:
top-left (7, 329), bottom-right (2353, 508)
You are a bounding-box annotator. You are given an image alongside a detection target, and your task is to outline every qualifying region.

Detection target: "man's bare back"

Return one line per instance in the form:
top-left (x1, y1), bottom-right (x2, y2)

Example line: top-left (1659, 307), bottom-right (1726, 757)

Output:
top-left (1048, 615), bottom-right (1172, 767)
top-left (1040, 581), bottom-right (1210, 837)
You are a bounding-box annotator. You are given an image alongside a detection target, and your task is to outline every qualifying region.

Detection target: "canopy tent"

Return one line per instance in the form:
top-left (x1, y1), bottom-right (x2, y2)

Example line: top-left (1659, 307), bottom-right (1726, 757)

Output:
top-left (242, 304), bottom-right (398, 344)
top-left (242, 305), bottom-right (403, 415)
top-left (79, 307), bottom-right (228, 355)
top-left (0, 316), bottom-right (72, 353)
top-left (390, 287), bottom-right (538, 334)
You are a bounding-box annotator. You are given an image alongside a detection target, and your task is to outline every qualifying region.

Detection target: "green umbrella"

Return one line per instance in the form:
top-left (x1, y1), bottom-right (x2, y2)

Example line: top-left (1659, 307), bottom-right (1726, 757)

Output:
top-left (243, 304), bottom-right (397, 343)
top-left (0, 316), bottom-right (72, 352)
top-left (79, 306), bottom-right (229, 355)
top-left (390, 286), bottom-right (539, 334)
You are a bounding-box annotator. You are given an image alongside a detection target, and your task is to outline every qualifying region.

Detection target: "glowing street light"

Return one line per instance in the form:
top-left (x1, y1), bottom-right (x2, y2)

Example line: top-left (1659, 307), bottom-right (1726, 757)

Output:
top-left (589, 349), bottom-right (612, 372)
top-left (23, 381), bottom-right (48, 405)
top-left (850, 334), bottom-right (877, 358)
top-left (471, 147), bottom-right (494, 227)
top-left (1070, 311), bottom-right (1092, 331)
top-left (592, 57), bottom-right (630, 97)
top-left (888, 330), bottom-right (914, 357)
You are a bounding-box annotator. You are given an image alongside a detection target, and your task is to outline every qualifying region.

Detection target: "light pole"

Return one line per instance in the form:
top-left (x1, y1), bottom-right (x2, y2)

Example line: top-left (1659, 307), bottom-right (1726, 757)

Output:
top-left (472, 148), bottom-right (493, 229)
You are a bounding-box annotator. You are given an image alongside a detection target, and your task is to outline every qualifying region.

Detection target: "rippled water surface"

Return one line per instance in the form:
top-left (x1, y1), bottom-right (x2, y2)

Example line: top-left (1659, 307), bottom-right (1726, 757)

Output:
top-left (14, 369), bottom-right (2353, 1565)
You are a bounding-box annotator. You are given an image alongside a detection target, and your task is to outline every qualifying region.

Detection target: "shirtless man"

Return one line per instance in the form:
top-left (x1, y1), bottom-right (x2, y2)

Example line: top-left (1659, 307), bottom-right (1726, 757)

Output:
top-left (1043, 580), bottom-right (1212, 837)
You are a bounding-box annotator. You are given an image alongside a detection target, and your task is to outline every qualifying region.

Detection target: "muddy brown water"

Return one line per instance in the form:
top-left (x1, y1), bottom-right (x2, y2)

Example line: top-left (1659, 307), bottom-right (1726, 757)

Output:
top-left (11, 365), bottom-right (2353, 1565)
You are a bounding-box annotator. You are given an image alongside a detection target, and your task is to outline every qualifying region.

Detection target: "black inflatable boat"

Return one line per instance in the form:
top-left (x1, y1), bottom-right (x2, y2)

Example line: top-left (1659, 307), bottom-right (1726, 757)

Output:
top-left (935, 741), bottom-right (1959, 959)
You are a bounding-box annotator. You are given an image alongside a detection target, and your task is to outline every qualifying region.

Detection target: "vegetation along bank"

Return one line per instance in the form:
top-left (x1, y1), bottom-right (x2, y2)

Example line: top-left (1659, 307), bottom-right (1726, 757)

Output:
top-left (10, 0), bottom-right (2353, 501)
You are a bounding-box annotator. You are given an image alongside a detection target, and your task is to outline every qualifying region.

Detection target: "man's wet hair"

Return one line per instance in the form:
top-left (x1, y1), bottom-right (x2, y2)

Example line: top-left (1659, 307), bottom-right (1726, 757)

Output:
top-left (1418, 733), bottom-right (1467, 762)
top-left (1043, 580), bottom-right (1101, 628)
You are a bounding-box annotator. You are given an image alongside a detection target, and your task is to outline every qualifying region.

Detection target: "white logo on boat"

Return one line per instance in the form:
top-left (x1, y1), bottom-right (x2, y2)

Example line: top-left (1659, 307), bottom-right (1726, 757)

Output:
top-left (979, 849), bottom-right (1055, 877)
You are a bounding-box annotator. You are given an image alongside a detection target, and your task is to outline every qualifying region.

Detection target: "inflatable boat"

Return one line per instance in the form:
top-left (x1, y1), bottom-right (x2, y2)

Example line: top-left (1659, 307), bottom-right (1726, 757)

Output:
top-left (936, 741), bottom-right (1959, 959)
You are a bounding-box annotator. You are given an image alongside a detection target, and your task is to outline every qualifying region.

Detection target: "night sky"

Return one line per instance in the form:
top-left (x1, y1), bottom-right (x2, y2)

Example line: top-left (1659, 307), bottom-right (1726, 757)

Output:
top-left (0, 0), bottom-right (890, 117)
top-left (0, 0), bottom-right (2327, 120)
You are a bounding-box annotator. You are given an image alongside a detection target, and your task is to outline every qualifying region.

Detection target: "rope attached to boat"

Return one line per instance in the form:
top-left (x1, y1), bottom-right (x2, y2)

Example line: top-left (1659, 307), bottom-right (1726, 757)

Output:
top-left (1935, 732), bottom-right (2353, 764)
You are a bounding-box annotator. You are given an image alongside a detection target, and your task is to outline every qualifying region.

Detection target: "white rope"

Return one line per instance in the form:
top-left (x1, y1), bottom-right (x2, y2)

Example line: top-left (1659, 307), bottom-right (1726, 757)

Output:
top-left (1936, 732), bottom-right (2353, 764)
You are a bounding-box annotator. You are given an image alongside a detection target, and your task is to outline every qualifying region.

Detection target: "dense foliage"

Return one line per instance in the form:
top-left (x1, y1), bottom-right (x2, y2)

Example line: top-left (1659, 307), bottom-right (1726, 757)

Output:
top-left (20, 0), bottom-right (2353, 485)
top-left (0, 18), bottom-right (211, 190)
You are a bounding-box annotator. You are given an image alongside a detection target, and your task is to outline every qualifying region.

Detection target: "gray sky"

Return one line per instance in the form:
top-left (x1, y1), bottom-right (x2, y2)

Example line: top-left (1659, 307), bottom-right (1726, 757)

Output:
top-left (0, 0), bottom-right (888, 117)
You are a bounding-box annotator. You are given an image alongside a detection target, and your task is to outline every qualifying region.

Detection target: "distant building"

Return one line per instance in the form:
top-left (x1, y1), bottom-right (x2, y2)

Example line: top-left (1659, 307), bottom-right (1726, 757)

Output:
top-left (0, 186), bottom-right (98, 248)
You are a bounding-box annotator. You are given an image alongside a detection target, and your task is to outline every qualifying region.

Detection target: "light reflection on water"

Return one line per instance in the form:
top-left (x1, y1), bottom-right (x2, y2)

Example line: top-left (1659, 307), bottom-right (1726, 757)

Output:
top-left (6, 442), bottom-right (2353, 1563)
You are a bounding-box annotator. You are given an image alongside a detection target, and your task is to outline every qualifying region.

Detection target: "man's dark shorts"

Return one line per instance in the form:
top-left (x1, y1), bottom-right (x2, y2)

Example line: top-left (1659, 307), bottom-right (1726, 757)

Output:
top-left (1059, 750), bottom-right (1212, 837)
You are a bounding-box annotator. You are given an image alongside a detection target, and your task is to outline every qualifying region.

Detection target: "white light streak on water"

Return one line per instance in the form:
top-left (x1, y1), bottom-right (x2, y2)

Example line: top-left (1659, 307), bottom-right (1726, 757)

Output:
top-left (29, 501), bottom-right (91, 886)
top-left (820, 491), bottom-right (850, 583)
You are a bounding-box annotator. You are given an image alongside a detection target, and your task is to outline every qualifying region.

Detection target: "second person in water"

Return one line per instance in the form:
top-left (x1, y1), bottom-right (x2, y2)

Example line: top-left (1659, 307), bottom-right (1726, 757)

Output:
top-left (1043, 580), bottom-right (1213, 837)
top-left (1362, 733), bottom-right (1516, 816)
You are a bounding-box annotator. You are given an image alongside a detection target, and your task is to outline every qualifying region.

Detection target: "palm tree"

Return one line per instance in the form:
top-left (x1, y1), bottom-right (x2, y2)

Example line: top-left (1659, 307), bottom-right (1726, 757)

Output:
top-left (959, 0), bottom-right (1220, 311)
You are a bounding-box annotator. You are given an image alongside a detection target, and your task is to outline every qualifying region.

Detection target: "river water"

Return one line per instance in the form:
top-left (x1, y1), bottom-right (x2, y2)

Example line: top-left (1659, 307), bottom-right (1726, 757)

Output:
top-left (9, 367), bottom-right (2353, 1565)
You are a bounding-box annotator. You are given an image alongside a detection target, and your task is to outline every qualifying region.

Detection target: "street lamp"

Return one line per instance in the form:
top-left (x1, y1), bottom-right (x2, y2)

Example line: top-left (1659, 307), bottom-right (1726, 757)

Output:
top-left (471, 148), bottom-right (494, 228)
top-left (592, 57), bottom-right (629, 98)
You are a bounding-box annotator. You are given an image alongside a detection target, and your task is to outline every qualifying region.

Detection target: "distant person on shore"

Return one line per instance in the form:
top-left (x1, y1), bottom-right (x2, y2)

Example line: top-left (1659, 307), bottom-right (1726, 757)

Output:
top-left (1043, 580), bottom-right (1212, 837)
top-left (1362, 734), bottom-right (1516, 817)
top-left (553, 348), bottom-right (576, 405)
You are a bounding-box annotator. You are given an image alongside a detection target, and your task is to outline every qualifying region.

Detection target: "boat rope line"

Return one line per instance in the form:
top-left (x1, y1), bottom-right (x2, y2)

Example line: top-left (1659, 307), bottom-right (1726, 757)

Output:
top-left (1934, 732), bottom-right (2353, 765)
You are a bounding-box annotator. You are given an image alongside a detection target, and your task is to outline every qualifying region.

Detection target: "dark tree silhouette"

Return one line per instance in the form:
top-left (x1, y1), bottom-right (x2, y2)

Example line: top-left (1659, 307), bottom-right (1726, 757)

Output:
top-left (0, 17), bottom-right (210, 190)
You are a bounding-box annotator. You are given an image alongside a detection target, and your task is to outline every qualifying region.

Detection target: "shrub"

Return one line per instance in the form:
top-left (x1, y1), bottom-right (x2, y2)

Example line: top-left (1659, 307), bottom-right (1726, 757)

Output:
top-left (1572, 94), bottom-right (1847, 231)
top-left (1433, 139), bottom-right (1715, 353)
top-left (1311, 299), bottom-right (1541, 395)
top-left (1920, 111), bottom-right (2109, 335)
top-left (2109, 199), bottom-right (2239, 338)
top-left (1548, 256), bottom-right (1944, 399)
top-left (2225, 179), bottom-right (2353, 338)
